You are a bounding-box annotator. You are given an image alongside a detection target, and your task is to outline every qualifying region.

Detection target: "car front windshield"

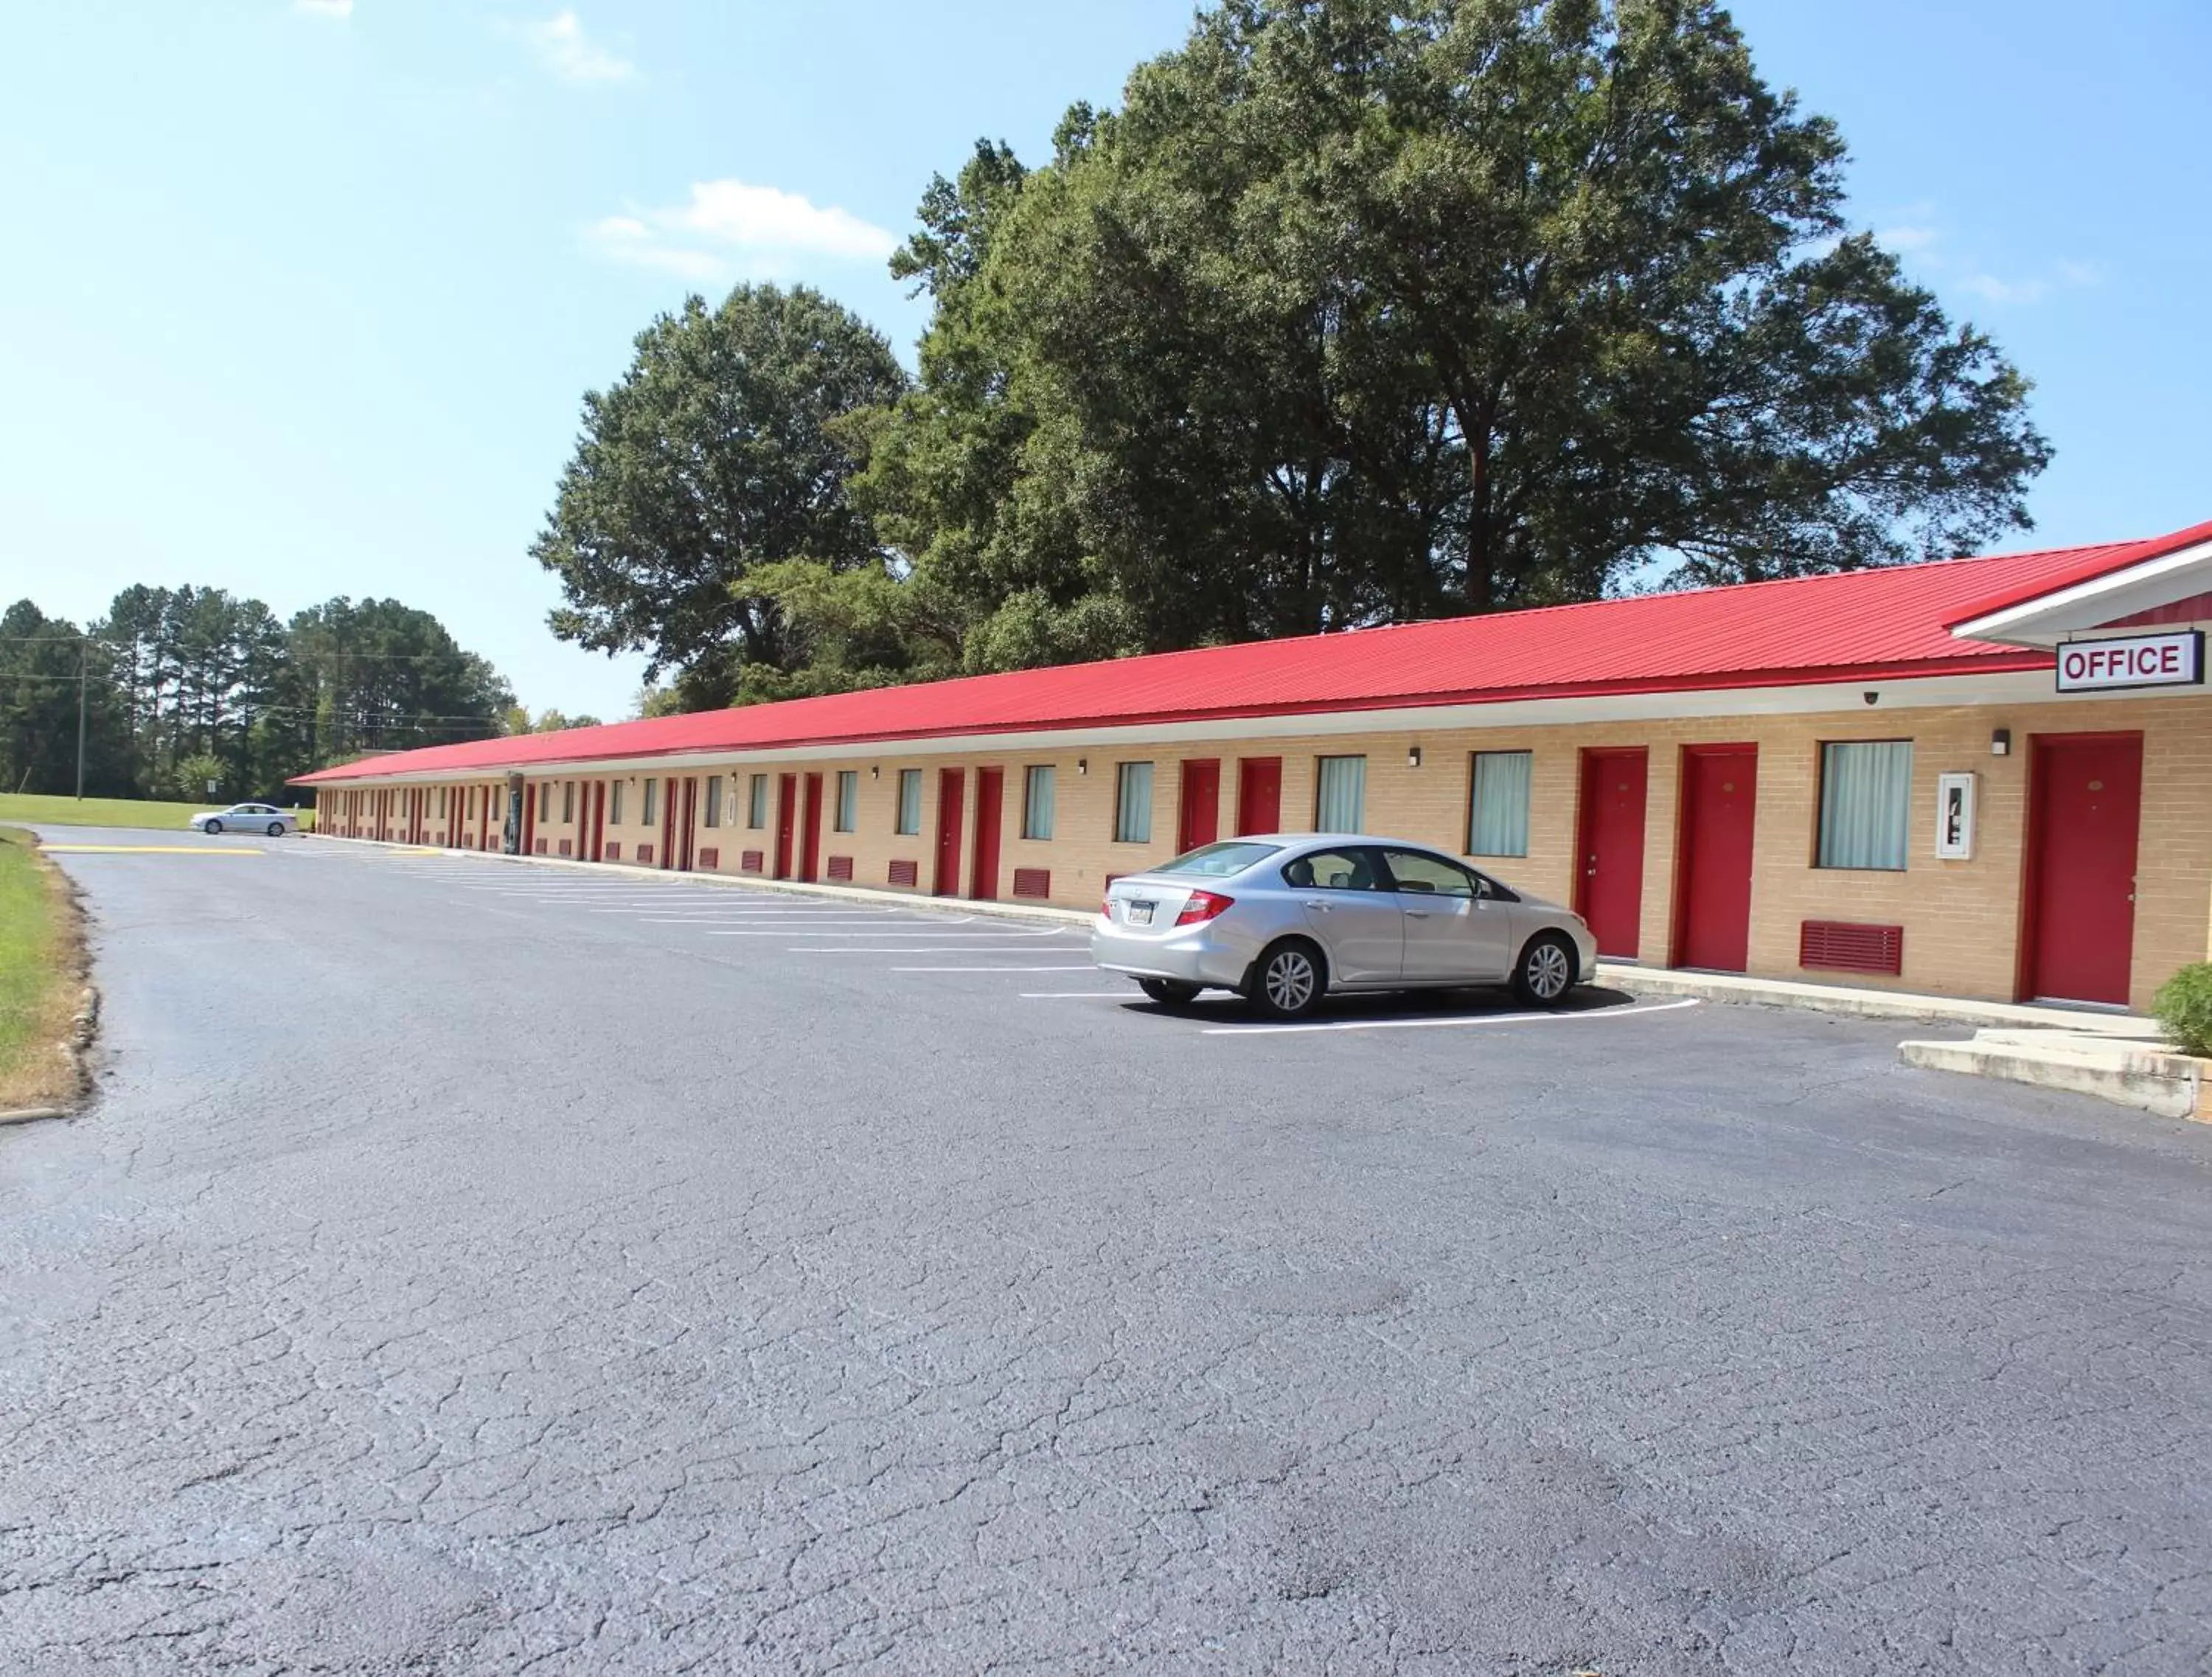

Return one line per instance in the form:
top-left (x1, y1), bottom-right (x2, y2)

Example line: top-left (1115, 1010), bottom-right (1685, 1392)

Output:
top-left (1151, 841), bottom-right (1283, 878)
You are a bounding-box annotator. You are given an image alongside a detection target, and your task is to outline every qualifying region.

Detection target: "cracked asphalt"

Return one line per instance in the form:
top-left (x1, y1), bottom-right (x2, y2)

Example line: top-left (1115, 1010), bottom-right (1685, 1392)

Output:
top-left (4, 825), bottom-right (2211, 1675)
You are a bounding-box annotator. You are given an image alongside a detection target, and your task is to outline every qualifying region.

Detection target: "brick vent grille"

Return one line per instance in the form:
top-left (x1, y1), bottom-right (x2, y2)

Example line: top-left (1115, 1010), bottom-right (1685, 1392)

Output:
top-left (636, 844), bottom-right (655, 866)
top-left (698, 847), bottom-right (719, 870)
top-left (558, 838), bottom-right (572, 856)
top-left (1800, 920), bottom-right (1904, 976)
top-left (741, 849), bottom-right (765, 874)
top-left (827, 855), bottom-right (855, 881)
top-left (888, 858), bottom-right (919, 887)
top-left (534, 838), bottom-right (547, 855)
top-left (605, 841), bottom-right (621, 861)
top-left (1012, 867), bottom-right (1051, 899)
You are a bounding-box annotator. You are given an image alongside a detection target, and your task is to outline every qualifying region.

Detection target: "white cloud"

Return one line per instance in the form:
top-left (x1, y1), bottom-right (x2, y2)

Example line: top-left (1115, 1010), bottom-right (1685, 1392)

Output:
top-left (527, 10), bottom-right (635, 83)
top-left (1868, 209), bottom-right (2100, 308)
top-left (588, 179), bottom-right (899, 282)
top-left (293, 0), bottom-right (353, 16)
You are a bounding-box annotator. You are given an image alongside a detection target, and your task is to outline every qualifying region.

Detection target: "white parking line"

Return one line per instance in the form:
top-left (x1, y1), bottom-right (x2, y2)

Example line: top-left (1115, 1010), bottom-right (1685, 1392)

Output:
top-left (892, 965), bottom-right (1096, 973)
top-left (787, 945), bottom-right (1090, 954)
top-left (1202, 997), bottom-right (1703, 1035)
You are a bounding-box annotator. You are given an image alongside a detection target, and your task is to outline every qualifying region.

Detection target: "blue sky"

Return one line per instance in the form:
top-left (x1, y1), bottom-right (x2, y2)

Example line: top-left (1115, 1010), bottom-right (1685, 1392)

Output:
top-left (3, 1), bottom-right (2206, 719)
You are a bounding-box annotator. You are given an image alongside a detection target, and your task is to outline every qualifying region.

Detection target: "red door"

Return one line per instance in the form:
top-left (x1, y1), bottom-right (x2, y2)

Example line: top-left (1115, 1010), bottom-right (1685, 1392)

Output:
top-left (1234, 757), bottom-right (1281, 836)
top-left (971, 768), bottom-right (1004, 900)
top-left (1575, 748), bottom-right (1648, 959)
top-left (773, 774), bottom-right (797, 877)
top-left (1672, 746), bottom-right (1758, 973)
top-left (2025, 734), bottom-right (2143, 1005)
top-left (1178, 759), bottom-right (1221, 853)
top-left (590, 782), bottom-right (606, 862)
top-left (678, 777), bottom-right (698, 870)
top-left (934, 768), bottom-right (966, 895)
top-left (799, 773), bottom-right (824, 883)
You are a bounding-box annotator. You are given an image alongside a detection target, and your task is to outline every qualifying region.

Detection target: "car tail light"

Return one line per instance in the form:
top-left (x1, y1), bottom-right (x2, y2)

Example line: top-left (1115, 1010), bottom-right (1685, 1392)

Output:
top-left (1101, 894), bottom-right (1114, 917)
top-left (1175, 890), bottom-right (1234, 926)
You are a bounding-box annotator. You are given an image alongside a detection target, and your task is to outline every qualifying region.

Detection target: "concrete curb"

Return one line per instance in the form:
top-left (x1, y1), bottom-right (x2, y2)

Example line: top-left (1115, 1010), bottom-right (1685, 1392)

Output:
top-left (1899, 1032), bottom-right (2209, 1121)
top-left (1596, 964), bottom-right (2148, 1035)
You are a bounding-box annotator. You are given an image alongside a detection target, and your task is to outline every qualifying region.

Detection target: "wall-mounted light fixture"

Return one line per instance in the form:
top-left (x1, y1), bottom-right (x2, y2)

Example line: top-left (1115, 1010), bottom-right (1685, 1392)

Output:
top-left (1406, 744), bottom-right (1423, 769)
top-left (870, 765), bottom-right (879, 780)
top-left (1077, 757), bottom-right (1088, 775)
top-left (1863, 690), bottom-right (1880, 706)
top-left (1990, 728), bottom-right (2011, 757)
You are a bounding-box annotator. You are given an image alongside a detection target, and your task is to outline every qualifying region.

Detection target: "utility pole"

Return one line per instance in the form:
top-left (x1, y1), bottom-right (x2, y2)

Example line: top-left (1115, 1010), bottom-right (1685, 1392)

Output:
top-left (75, 637), bottom-right (88, 801)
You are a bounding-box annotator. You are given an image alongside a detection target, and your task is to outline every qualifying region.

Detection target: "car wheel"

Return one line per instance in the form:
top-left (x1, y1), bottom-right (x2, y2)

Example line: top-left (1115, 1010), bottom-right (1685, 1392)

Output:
top-left (1513, 932), bottom-right (1577, 1007)
top-left (267, 822), bottom-right (285, 836)
top-left (1137, 977), bottom-right (1202, 1007)
top-left (1248, 938), bottom-right (1326, 1020)
top-left (203, 819), bottom-right (223, 835)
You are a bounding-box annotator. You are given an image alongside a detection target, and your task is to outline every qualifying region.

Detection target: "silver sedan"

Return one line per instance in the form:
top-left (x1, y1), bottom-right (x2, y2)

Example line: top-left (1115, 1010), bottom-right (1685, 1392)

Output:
top-left (189, 803), bottom-right (298, 836)
top-left (1091, 834), bottom-right (1599, 1018)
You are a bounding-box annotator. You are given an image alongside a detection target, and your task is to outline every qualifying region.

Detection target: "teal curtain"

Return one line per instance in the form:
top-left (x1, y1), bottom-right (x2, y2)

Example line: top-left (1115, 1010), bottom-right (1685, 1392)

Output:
top-left (1315, 755), bottom-right (1366, 831)
top-left (1116, 762), bottom-right (1154, 842)
top-left (1467, 751), bottom-right (1531, 855)
top-left (1023, 765), bottom-right (1056, 839)
top-left (1818, 741), bottom-right (1913, 869)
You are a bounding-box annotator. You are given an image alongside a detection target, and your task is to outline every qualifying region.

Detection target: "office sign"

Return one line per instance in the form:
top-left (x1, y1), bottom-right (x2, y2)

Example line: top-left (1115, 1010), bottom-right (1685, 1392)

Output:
top-left (2054, 630), bottom-right (2204, 693)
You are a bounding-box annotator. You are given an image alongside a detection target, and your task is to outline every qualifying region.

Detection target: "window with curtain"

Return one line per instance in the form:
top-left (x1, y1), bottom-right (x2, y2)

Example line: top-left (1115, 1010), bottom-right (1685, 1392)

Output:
top-left (1467, 751), bottom-right (1533, 856)
top-left (835, 770), bottom-right (858, 832)
top-left (703, 775), bottom-right (723, 828)
top-left (610, 780), bottom-right (625, 825)
top-left (538, 783), bottom-right (552, 819)
top-left (896, 768), bottom-right (922, 835)
top-left (1023, 765), bottom-right (1056, 839)
top-left (642, 778), bottom-right (658, 826)
top-left (1818, 740), bottom-right (1913, 869)
top-left (748, 774), bottom-right (768, 828)
top-left (561, 782), bottom-right (574, 823)
top-left (1115, 762), bottom-right (1154, 842)
top-left (1314, 755), bottom-right (1367, 832)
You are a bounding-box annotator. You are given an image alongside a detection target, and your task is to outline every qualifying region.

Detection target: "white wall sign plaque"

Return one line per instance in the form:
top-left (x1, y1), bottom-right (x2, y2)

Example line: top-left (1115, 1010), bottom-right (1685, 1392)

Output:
top-left (2054, 630), bottom-right (2204, 692)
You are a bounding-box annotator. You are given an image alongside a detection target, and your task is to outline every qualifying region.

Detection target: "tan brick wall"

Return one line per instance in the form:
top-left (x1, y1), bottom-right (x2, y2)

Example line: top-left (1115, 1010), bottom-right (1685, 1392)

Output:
top-left (335, 687), bottom-right (2212, 1009)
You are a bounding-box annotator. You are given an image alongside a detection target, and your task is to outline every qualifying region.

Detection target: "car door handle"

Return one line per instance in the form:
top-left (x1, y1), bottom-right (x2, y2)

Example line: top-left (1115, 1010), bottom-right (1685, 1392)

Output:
top-left (1303, 899), bottom-right (1332, 912)
top-left (1405, 909), bottom-right (1432, 918)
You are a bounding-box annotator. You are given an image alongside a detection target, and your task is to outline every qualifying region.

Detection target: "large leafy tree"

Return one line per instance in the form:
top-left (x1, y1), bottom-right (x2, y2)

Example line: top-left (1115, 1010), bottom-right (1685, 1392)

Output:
top-left (984, 0), bottom-right (2049, 633)
top-left (533, 283), bottom-right (909, 709)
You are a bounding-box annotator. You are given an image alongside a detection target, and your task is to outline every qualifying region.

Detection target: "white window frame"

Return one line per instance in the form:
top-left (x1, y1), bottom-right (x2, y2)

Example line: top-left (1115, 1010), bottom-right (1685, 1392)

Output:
top-left (895, 768), bottom-right (923, 836)
top-left (835, 770), bottom-right (858, 833)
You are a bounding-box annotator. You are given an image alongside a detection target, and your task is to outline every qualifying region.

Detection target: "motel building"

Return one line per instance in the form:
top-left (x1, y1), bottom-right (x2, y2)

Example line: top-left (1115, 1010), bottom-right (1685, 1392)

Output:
top-left (295, 518), bottom-right (2212, 1013)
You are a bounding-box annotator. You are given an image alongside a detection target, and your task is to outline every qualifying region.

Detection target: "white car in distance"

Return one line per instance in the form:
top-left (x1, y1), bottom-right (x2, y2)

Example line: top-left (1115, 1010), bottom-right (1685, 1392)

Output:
top-left (190, 803), bottom-right (298, 836)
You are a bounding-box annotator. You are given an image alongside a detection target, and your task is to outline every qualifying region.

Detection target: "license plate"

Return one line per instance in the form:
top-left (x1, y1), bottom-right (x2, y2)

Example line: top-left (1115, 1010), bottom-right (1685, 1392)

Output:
top-left (1126, 900), bottom-right (1155, 926)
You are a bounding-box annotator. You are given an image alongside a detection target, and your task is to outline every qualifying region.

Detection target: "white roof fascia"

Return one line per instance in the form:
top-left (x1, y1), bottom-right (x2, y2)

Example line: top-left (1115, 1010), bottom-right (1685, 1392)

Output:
top-left (1950, 538), bottom-right (2212, 647)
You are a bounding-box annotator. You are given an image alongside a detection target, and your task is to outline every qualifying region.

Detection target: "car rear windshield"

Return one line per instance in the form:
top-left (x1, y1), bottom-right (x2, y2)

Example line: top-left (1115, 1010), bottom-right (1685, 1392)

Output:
top-left (1150, 841), bottom-right (1284, 878)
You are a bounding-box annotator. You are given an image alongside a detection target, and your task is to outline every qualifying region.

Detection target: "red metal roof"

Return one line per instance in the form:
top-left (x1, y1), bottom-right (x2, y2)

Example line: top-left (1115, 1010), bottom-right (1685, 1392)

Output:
top-left (293, 518), bottom-right (2212, 784)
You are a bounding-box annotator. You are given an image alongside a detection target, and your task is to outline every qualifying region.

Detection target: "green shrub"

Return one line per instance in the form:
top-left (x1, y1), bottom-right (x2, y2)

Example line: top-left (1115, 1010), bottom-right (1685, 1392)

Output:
top-left (2153, 964), bottom-right (2212, 1059)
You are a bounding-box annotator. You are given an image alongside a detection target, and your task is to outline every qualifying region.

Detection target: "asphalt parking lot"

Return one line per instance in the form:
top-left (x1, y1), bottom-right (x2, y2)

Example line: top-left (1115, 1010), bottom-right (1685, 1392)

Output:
top-left (5, 826), bottom-right (2212, 1675)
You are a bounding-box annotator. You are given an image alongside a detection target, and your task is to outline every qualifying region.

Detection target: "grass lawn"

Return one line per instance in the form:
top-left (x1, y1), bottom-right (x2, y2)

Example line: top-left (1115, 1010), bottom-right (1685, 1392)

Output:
top-left (0, 793), bottom-right (316, 833)
top-left (0, 824), bottom-right (83, 1108)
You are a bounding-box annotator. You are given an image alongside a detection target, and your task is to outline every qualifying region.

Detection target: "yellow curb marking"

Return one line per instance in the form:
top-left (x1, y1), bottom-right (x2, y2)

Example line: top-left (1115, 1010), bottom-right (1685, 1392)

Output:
top-left (41, 844), bottom-right (266, 855)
